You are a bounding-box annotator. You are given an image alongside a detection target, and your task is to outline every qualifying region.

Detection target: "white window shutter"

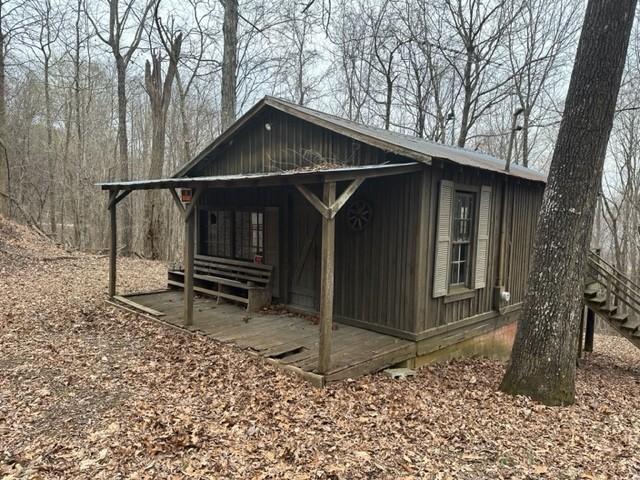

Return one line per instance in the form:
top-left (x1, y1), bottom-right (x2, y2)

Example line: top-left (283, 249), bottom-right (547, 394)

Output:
top-left (474, 186), bottom-right (492, 289)
top-left (433, 180), bottom-right (453, 298)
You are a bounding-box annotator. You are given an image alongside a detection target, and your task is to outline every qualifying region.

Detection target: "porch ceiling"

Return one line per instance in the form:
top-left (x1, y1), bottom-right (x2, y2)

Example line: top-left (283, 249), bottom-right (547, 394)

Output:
top-left (98, 162), bottom-right (422, 192)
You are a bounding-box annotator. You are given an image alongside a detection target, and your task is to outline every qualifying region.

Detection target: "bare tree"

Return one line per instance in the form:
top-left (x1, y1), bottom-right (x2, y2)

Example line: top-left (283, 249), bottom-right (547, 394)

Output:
top-left (86, 0), bottom-right (157, 255)
top-left (273, 2), bottom-right (323, 106)
top-left (0, 1), bottom-right (10, 218)
top-left (432, 0), bottom-right (518, 147)
top-left (328, 0), bottom-right (373, 123)
top-left (0, 0), bottom-right (35, 218)
top-left (601, 41), bottom-right (640, 285)
top-left (173, 0), bottom-right (219, 161)
top-left (365, 0), bottom-right (405, 130)
top-left (507, 0), bottom-right (580, 167)
top-left (400, 0), bottom-right (457, 141)
top-left (143, 12), bottom-right (182, 259)
top-left (28, 0), bottom-right (64, 236)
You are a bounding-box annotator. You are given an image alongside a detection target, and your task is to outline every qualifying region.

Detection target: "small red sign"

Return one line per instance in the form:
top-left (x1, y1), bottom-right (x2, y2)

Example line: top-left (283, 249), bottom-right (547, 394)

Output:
top-left (180, 188), bottom-right (192, 203)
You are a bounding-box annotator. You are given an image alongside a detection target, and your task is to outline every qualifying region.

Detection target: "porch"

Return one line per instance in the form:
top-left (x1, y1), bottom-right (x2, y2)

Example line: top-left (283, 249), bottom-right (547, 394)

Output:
top-left (109, 289), bottom-right (416, 387)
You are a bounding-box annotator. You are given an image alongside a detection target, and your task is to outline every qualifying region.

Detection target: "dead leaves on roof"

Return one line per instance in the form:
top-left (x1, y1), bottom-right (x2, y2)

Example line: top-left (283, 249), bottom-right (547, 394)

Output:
top-left (1, 218), bottom-right (640, 479)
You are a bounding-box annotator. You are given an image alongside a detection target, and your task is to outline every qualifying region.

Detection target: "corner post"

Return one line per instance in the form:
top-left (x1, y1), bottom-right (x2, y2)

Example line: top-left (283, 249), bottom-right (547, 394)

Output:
top-left (318, 181), bottom-right (336, 374)
top-left (183, 187), bottom-right (202, 327)
top-left (109, 190), bottom-right (118, 298)
top-left (584, 307), bottom-right (595, 353)
top-left (184, 204), bottom-right (196, 327)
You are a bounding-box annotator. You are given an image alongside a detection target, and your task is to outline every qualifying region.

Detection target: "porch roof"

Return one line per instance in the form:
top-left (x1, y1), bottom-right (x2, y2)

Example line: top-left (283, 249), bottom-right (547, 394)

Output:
top-left (98, 161), bottom-right (423, 191)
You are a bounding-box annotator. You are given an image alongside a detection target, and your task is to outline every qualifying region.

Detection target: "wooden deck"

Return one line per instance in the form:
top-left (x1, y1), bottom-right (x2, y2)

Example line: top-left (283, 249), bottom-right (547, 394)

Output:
top-left (110, 289), bottom-right (416, 386)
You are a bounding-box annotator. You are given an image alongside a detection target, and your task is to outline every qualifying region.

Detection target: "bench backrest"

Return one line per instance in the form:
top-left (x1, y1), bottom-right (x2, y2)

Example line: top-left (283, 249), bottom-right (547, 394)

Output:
top-left (194, 254), bottom-right (273, 287)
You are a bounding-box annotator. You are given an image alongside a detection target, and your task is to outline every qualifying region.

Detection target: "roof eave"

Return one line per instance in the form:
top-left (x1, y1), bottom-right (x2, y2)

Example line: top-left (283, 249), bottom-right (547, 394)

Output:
top-left (99, 162), bottom-right (424, 192)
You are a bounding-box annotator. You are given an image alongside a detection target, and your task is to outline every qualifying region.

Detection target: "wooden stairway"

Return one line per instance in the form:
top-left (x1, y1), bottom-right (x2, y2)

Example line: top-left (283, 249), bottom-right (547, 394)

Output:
top-left (585, 251), bottom-right (640, 349)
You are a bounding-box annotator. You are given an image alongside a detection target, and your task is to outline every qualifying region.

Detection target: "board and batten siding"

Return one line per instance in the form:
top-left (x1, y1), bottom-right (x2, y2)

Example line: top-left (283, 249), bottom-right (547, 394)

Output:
top-left (418, 165), bottom-right (543, 334)
top-left (333, 174), bottom-right (421, 335)
top-left (191, 108), bottom-right (392, 177)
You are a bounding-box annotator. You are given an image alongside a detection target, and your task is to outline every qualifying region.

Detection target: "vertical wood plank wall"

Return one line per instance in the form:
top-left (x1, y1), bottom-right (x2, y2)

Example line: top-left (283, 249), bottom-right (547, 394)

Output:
top-left (187, 106), bottom-right (544, 338)
top-left (419, 167), bottom-right (544, 333)
top-left (191, 109), bottom-right (389, 177)
top-left (333, 174), bottom-right (421, 334)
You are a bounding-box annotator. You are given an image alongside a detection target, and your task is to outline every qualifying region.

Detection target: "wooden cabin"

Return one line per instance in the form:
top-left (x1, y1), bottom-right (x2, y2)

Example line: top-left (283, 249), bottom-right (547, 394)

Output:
top-left (101, 96), bottom-right (545, 380)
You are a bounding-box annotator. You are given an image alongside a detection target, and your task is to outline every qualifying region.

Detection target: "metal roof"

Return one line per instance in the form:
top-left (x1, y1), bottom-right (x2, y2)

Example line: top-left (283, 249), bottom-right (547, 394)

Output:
top-left (99, 162), bottom-right (423, 191)
top-left (173, 96), bottom-right (547, 184)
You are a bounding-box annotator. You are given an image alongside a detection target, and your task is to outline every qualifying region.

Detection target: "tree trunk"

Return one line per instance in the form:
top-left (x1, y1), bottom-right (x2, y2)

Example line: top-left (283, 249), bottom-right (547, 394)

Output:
top-left (457, 54), bottom-right (473, 147)
top-left (44, 55), bottom-right (56, 236)
top-left (500, 0), bottom-right (637, 406)
top-left (73, 0), bottom-right (83, 249)
top-left (143, 35), bottom-right (181, 259)
top-left (115, 56), bottom-right (132, 254)
top-left (176, 74), bottom-right (192, 161)
top-left (0, 26), bottom-right (8, 218)
top-left (221, 0), bottom-right (238, 130)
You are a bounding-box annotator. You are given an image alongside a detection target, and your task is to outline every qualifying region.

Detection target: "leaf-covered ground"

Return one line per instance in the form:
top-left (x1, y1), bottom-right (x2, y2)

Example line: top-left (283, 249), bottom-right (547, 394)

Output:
top-left (1, 219), bottom-right (639, 479)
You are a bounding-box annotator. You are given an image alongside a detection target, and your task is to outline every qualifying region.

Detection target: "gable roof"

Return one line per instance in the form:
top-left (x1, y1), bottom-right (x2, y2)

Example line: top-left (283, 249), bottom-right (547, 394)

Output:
top-left (174, 96), bottom-right (547, 184)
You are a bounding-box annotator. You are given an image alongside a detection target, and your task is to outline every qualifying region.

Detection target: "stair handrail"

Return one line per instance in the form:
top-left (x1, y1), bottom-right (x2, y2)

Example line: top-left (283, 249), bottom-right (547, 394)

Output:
top-left (587, 250), bottom-right (640, 317)
top-left (588, 250), bottom-right (640, 294)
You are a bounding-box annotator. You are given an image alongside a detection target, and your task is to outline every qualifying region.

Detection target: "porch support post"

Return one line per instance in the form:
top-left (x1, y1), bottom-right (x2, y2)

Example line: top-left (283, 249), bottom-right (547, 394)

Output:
top-left (295, 178), bottom-right (366, 375)
top-left (318, 181), bottom-right (336, 374)
top-left (183, 187), bottom-right (203, 327)
top-left (584, 307), bottom-right (595, 353)
top-left (108, 189), bottom-right (118, 298)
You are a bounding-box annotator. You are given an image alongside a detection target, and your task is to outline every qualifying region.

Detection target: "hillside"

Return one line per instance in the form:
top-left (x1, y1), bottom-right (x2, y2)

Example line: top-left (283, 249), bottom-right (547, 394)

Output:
top-left (1, 218), bottom-right (639, 479)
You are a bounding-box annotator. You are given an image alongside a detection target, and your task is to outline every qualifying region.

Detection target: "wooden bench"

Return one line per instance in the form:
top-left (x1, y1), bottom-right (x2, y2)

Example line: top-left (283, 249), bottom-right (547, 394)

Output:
top-left (168, 254), bottom-right (273, 312)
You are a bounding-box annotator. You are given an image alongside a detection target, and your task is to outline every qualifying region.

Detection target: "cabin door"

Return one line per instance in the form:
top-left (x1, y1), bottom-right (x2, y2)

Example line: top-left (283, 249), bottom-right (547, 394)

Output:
top-left (289, 204), bottom-right (321, 310)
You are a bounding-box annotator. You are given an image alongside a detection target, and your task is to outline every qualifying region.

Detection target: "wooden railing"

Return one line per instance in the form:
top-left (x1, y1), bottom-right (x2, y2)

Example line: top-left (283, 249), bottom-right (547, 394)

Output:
top-left (587, 250), bottom-right (640, 319)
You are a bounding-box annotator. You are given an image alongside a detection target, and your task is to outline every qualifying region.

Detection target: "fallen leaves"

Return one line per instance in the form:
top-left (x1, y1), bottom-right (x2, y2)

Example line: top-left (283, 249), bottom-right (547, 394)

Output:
top-left (1, 218), bottom-right (640, 479)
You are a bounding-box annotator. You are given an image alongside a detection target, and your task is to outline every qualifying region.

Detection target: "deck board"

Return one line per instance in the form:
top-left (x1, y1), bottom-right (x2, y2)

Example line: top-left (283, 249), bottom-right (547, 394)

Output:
top-left (118, 289), bottom-right (416, 385)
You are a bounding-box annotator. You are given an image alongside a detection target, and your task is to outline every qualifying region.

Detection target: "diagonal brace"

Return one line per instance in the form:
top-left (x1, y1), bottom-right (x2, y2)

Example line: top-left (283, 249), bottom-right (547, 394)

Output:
top-left (296, 178), bottom-right (365, 219)
top-left (107, 189), bottom-right (131, 210)
top-left (170, 188), bottom-right (186, 214)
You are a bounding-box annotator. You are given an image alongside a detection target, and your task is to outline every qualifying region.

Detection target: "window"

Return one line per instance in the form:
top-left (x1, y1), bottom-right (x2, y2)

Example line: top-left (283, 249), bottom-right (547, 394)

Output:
top-left (235, 211), bottom-right (264, 260)
top-left (450, 192), bottom-right (474, 287)
top-left (433, 181), bottom-right (491, 298)
top-left (208, 211), bottom-right (232, 257)
top-left (201, 209), bottom-right (264, 261)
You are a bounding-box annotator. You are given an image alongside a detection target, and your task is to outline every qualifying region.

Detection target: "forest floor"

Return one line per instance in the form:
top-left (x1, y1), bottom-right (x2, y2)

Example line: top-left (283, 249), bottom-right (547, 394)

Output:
top-left (1, 219), bottom-right (639, 480)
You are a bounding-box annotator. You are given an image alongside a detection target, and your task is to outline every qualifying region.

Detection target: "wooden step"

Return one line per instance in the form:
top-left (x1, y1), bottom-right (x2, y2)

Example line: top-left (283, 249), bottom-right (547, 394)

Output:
top-left (609, 313), bottom-right (629, 323)
top-left (589, 295), bottom-right (607, 306)
top-left (584, 276), bottom-right (598, 287)
top-left (599, 304), bottom-right (618, 315)
top-left (583, 285), bottom-right (599, 299)
top-left (620, 322), bottom-right (639, 333)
